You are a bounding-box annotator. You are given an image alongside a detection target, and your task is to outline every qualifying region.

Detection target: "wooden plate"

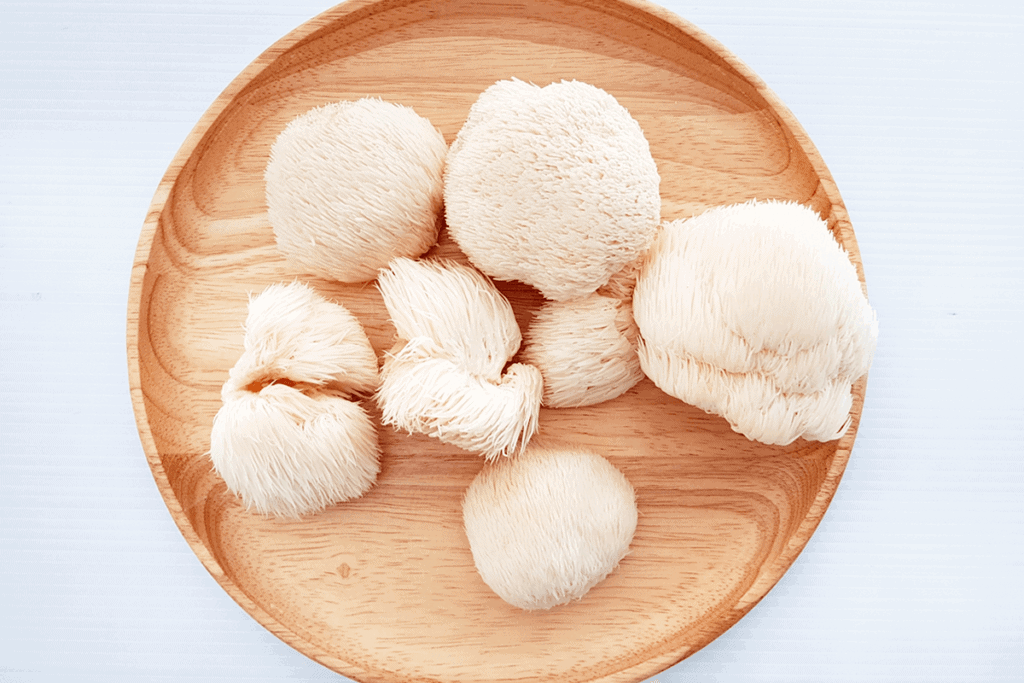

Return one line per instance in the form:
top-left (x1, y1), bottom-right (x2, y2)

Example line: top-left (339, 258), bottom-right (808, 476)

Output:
top-left (127, 0), bottom-right (868, 681)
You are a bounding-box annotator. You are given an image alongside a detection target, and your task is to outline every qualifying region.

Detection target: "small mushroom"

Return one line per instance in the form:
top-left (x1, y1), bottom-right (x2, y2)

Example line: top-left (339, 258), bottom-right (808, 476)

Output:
top-left (444, 79), bottom-right (661, 301)
top-left (210, 282), bottom-right (381, 517)
top-left (375, 258), bottom-right (542, 459)
top-left (226, 281), bottom-right (378, 397)
top-left (633, 200), bottom-right (878, 445)
top-left (377, 338), bottom-right (542, 460)
top-left (265, 98), bottom-right (448, 282)
top-left (521, 292), bottom-right (643, 408)
top-left (376, 257), bottom-right (520, 380)
top-left (210, 386), bottom-right (379, 518)
top-left (462, 443), bottom-right (637, 610)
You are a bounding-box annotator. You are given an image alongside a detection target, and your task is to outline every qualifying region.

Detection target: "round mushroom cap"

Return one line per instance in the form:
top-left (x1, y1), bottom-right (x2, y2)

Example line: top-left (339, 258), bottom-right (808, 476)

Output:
top-left (210, 384), bottom-right (380, 518)
top-left (462, 444), bottom-right (637, 610)
top-left (633, 200), bottom-right (878, 445)
top-left (225, 281), bottom-right (378, 400)
top-left (522, 293), bottom-right (643, 408)
top-left (444, 79), bottom-right (661, 301)
top-left (265, 98), bottom-right (447, 282)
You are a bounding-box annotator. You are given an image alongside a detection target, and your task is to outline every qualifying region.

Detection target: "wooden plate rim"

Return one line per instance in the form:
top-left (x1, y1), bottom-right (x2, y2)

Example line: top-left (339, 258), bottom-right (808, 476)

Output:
top-left (126, 0), bottom-right (865, 680)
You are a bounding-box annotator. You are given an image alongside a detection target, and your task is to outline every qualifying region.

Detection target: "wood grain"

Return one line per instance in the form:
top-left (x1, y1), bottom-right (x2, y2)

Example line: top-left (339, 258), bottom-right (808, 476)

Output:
top-left (126, 0), bottom-right (868, 681)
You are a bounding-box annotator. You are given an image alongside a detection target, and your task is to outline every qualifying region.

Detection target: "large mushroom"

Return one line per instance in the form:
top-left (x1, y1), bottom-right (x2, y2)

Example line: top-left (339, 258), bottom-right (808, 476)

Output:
top-left (633, 200), bottom-right (878, 445)
top-left (444, 79), bottom-right (661, 301)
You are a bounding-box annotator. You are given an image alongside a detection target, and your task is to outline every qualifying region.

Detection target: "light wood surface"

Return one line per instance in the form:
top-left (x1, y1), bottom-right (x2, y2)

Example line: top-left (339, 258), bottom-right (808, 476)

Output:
top-left (126, 0), bottom-right (868, 681)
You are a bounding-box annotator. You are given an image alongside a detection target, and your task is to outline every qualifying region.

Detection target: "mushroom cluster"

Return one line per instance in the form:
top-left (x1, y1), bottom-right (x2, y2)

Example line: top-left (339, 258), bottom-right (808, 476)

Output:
top-left (443, 80), bottom-right (658, 409)
top-left (209, 78), bottom-right (876, 612)
top-left (210, 282), bottom-right (380, 517)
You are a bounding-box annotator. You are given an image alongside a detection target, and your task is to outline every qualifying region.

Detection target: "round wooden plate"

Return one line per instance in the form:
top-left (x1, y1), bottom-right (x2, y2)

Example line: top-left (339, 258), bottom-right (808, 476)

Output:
top-left (127, 1), bottom-right (868, 681)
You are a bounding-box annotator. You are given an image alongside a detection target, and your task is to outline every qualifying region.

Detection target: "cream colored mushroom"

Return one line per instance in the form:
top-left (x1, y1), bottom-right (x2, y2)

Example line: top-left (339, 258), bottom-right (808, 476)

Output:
top-left (462, 443), bottom-right (637, 610)
top-left (265, 98), bottom-right (447, 282)
top-left (521, 292), bottom-right (643, 408)
top-left (226, 281), bottom-right (378, 397)
top-left (444, 79), bottom-right (661, 301)
top-left (377, 338), bottom-right (542, 459)
top-left (633, 200), bottom-right (878, 445)
top-left (210, 385), bottom-right (379, 518)
top-left (375, 258), bottom-right (543, 459)
top-left (210, 282), bottom-right (380, 517)
top-left (376, 256), bottom-right (520, 380)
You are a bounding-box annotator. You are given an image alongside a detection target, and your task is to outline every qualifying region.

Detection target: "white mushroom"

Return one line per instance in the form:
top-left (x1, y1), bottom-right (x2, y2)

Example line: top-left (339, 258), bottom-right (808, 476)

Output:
top-left (462, 443), bottom-right (637, 610)
top-left (226, 281), bottom-right (378, 397)
top-left (444, 79), bottom-right (661, 301)
top-left (633, 200), bottom-right (878, 445)
top-left (377, 338), bottom-right (542, 459)
top-left (265, 98), bottom-right (448, 282)
top-left (210, 385), bottom-right (379, 518)
top-left (375, 258), bottom-right (542, 459)
top-left (521, 293), bottom-right (643, 408)
top-left (376, 257), bottom-right (520, 380)
top-left (210, 282), bottom-right (380, 517)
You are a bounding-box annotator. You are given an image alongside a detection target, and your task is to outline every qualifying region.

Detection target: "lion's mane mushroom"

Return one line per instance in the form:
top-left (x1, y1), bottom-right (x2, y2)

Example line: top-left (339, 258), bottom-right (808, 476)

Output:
top-left (444, 79), bottom-right (661, 301)
top-left (265, 98), bottom-right (448, 282)
top-left (633, 200), bottom-right (879, 446)
top-left (210, 282), bottom-right (381, 517)
top-left (522, 293), bottom-right (643, 408)
top-left (462, 443), bottom-right (637, 610)
top-left (225, 281), bottom-right (379, 396)
top-left (375, 258), bottom-right (543, 460)
top-left (376, 256), bottom-right (521, 380)
top-left (377, 338), bottom-right (543, 458)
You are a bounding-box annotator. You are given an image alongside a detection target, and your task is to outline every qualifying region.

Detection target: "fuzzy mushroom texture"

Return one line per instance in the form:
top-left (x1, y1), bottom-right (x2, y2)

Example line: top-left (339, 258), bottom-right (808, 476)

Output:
top-left (595, 256), bottom-right (644, 301)
top-left (376, 257), bottom-right (521, 380)
top-left (210, 282), bottom-right (381, 517)
top-left (377, 338), bottom-right (542, 459)
top-left (633, 200), bottom-right (879, 446)
top-left (265, 98), bottom-right (448, 283)
top-left (225, 281), bottom-right (379, 397)
top-left (210, 386), bottom-right (379, 518)
top-left (444, 79), bottom-right (661, 301)
top-left (521, 292), bottom-right (643, 408)
top-left (375, 258), bottom-right (542, 459)
top-left (462, 443), bottom-right (637, 610)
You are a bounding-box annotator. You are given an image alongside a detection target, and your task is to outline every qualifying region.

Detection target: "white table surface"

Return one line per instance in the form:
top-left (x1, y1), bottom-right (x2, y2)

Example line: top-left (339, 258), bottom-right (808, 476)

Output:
top-left (2, 1), bottom-right (1022, 681)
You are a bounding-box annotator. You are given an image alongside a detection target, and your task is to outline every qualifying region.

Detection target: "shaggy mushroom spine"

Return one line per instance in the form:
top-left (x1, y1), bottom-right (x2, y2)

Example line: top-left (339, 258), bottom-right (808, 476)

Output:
top-left (210, 282), bottom-right (381, 517)
top-left (633, 200), bottom-right (878, 445)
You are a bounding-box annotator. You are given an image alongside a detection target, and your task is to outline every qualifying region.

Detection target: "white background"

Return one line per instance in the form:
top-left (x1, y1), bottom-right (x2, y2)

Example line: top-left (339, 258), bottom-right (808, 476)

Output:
top-left (2, 1), bottom-right (1022, 681)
